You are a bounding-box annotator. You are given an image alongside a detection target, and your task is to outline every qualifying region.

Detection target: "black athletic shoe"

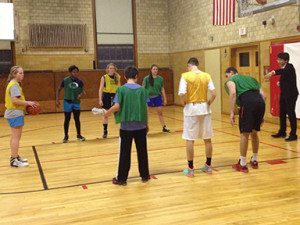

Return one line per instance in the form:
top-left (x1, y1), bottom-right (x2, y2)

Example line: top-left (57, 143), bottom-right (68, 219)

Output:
top-left (102, 130), bottom-right (108, 139)
top-left (162, 126), bottom-right (170, 133)
top-left (77, 135), bottom-right (86, 141)
top-left (112, 177), bottom-right (127, 186)
top-left (141, 176), bottom-right (150, 183)
top-left (285, 135), bottom-right (297, 142)
top-left (271, 132), bottom-right (286, 138)
top-left (63, 136), bottom-right (69, 143)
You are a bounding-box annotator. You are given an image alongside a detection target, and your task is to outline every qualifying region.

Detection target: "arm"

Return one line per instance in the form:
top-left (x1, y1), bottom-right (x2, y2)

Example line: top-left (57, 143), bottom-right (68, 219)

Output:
top-left (207, 79), bottom-right (216, 105)
top-left (146, 105), bottom-right (149, 133)
top-left (226, 81), bottom-right (237, 126)
top-left (56, 85), bottom-right (63, 107)
top-left (179, 94), bottom-right (186, 106)
top-left (178, 76), bottom-right (187, 106)
top-left (11, 97), bottom-right (36, 107)
top-left (77, 88), bottom-right (86, 99)
top-left (99, 76), bottom-right (105, 107)
top-left (104, 103), bottom-right (120, 118)
top-left (207, 89), bottom-right (216, 106)
top-left (259, 88), bottom-right (266, 102)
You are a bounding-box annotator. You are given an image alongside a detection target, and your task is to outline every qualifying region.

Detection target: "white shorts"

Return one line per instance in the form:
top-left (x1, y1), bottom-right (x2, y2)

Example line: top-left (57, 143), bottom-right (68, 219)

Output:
top-left (182, 114), bottom-right (213, 140)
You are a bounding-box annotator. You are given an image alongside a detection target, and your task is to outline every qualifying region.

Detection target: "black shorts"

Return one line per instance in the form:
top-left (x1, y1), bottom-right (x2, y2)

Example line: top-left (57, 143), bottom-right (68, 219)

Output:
top-left (102, 92), bottom-right (115, 109)
top-left (238, 91), bottom-right (265, 133)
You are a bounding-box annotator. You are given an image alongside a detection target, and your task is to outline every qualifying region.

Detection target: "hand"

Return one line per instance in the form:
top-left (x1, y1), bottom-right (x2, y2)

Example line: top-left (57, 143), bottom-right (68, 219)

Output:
top-left (277, 81), bottom-right (280, 87)
top-left (163, 100), bottom-right (167, 106)
top-left (27, 101), bottom-right (37, 108)
top-left (230, 112), bottom-right (235, 126)
top-left (56, 100), bottom-right (60, 107)
top-left (207, 100), bottom-right (211, 106)
top-left (77, 94), bottom-right (82, 100)
top-left (264, 73), bottom-right (271, 81)
top-left (99, 100), bottom-right (103, 107)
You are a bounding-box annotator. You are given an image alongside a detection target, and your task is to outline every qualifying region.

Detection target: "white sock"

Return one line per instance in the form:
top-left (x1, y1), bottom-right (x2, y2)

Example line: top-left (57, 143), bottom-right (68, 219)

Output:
top-left (240, 156), bottom-right (247, 166)
top-left (252, 153), bottom-right (258, 162)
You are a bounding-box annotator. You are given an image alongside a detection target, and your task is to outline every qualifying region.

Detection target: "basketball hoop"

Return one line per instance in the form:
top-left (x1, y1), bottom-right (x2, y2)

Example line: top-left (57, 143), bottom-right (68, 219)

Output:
top-left (238, 0), bottom-right (297, 17)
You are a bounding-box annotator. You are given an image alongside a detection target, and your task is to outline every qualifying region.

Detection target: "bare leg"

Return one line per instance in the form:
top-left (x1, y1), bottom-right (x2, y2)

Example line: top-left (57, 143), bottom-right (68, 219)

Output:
top-left (186, 140), bottom-right (194, 161)
top-left (204, 138), bottom-right (212, 158)
top-left (10, 126), bottom-right (23, 158)
top-left (251, 130), bottom-right (259, 154)
top-left (156, 107), bottom-right (165, 127)
top-left (240, 132), bottom-right (250, 157)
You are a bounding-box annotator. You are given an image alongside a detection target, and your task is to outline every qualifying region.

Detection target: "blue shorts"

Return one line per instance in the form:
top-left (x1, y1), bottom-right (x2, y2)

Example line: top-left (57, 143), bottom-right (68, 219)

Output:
top-left (7, 116), bottom-right (24, 127)
top-left (147, 95), bottom-right (163, 107)
top-left (63, 100), bottom-right (81, 112)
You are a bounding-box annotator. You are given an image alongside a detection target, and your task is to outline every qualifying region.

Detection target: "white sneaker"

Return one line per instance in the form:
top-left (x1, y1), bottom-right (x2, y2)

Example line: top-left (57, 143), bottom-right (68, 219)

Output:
top-left (91, 107), bottom-right (106, 115)
top-left (10, 157), bottom-right (29, 167)
top-left (17, 156), bottom-right (28, 162)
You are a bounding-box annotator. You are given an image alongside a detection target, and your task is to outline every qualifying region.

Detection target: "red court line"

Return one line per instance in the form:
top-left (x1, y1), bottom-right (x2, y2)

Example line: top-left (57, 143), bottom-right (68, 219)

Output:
top-left (162, 114), bottom-right (300, 154)
top-left (1, 155), bottom-right (299, 195)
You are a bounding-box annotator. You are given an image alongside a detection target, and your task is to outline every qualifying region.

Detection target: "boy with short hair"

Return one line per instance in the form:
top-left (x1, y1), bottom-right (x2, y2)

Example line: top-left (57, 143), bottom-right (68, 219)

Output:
top-left (104, 66), bottom-right (150, 185)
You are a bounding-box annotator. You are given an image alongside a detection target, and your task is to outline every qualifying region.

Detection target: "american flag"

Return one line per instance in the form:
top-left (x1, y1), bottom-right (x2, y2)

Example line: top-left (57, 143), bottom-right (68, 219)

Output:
top-left (213, 0), bottom-right (235, 26)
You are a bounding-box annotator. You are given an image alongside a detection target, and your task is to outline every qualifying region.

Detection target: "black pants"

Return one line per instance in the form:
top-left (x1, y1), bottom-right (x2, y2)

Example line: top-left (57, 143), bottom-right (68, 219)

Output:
top-left (64, 110), bottom-right (81, 136)
top-left (279, 96), bottom-right (298, 136)
top-left (117, 128), bottom-right (149, 182)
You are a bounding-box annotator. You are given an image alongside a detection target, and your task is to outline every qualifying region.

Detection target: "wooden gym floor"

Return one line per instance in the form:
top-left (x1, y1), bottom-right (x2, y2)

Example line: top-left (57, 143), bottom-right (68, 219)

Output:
top-left (0, 106), bottom-right (299, 225)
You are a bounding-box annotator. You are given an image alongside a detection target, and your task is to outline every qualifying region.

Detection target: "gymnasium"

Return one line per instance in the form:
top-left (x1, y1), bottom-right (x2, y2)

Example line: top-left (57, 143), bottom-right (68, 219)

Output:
top-left (0, 0), bottom-right (299, 224)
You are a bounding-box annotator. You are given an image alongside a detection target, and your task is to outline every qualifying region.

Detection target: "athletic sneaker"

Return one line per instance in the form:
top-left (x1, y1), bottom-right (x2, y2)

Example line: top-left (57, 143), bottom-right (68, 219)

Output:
top-left (232, 160), bottom-right (249, 173)
top-left (17, 155), bottom-right (28, 162)
top-left (77, 135), bottom-right (86, 141)
top-left (250, 157), bottom-right (258, 169)
top-left (141, 176), bottom-right (150, 183)
top-left (162, 126), bottom-right (170, 133)
top-left (200, 164), bottom-right (212, 173)
top-left (62, 136), bottom-right (69, 143)
top-left (10, 157), bottom-right (29, 167)
top-left (183, 167), bottom-right (194, 177)
top-left (102, 131), bottom-right (108, 139)
top-left (112, 177), bottom-right (127, 186)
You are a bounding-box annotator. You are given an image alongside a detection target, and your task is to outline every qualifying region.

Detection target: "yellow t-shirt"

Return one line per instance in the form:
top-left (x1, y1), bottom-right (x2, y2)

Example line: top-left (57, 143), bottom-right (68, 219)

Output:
top-left (181, 71), bottom-right (212, 103)
top-left (5, 80), bottom-right (26, 110)
top-left (103, 74), bottom-right (120, 93)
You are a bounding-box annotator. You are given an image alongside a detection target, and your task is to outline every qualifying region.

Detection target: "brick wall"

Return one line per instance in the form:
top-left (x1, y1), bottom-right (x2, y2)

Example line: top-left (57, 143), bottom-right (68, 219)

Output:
top-left (135, 0), bottom-right (170, 68)
top-left (168, 0), bottom-right (299, 52)
top-left (13, 0), bottom-right (95, 70)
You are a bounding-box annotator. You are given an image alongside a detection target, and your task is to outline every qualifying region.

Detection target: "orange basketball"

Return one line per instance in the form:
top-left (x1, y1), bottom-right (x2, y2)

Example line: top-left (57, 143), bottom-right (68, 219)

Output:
top-left (26, 102), bottom-right (41, 115)
top-left (256, 0), bottom-right (267, 4)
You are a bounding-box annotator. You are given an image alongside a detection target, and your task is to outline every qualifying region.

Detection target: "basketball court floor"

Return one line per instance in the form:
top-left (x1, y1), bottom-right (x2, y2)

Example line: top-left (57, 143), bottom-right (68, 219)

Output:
top-left (0, 106), bottom-right (299, 224)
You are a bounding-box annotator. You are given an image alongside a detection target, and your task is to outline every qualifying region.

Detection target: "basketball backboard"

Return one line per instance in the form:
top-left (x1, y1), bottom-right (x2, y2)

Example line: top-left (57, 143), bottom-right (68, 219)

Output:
top-left (238, 0), bottom-right (298, 17)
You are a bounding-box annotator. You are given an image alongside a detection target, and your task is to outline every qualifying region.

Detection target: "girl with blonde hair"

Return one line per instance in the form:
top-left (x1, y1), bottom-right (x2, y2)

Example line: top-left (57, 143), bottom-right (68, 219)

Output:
top-left (99, 63), bottom-right (121, 138)
top-left (5, 66), bottom-right (37, 167)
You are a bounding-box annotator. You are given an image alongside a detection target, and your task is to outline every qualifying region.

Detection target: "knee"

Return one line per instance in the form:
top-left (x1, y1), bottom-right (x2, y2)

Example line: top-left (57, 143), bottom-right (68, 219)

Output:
top-left (251, 132), bottom-right (258, 140)
top-left (203, 139), bottom-right (211, 144)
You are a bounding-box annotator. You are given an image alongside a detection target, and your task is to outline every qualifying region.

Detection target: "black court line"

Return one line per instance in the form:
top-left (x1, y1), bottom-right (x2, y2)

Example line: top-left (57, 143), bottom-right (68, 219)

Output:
top-left (32, 146), bottom-right (49, 190)
top-left (1, 155), bottom-right (299, 195)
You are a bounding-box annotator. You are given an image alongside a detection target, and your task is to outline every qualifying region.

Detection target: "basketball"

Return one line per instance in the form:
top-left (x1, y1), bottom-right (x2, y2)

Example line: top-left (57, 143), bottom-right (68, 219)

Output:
top-left (26, 102), bottom-right (41, 115)
top-left (256, 0), bottom-right (267, 4)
